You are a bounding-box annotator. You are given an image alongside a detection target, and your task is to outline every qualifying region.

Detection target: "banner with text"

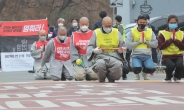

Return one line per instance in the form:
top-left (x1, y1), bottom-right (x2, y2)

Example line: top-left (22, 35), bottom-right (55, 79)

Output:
top-left (0, 19), bottom-right (48, 72)
top-left (0, 19), bottom-right (48, 36)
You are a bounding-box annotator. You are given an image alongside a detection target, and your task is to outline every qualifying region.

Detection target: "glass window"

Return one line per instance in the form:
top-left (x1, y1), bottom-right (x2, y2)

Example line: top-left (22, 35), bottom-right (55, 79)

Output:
top-left (150, 18), bottom-right (167, 35)
top-left (180, 15), bottom-right (184, 20)
top-left (125, 27), bottom-right (132, 34)
top-left (178, 16), bottom-right (184, 30)
top-left (177, 16), bottom-right (183, 23)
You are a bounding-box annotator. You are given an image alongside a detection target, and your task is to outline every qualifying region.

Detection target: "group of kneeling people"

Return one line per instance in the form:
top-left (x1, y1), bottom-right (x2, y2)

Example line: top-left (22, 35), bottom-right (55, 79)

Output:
top-left (30, 15), bottom-right (184, 83)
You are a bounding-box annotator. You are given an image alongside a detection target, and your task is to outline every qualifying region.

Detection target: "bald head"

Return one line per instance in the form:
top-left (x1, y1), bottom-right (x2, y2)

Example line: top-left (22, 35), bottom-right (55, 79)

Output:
top-left (79, 17), bottom-right (89, 27)
top-left (80, 17), bottom-right (89, 23)
top-left (102, 16), bottom-right (112, 27)
top-left (38, 30), bottom-right (47, 36)
top-left (58, 26), bottom-right (67, 36)
top-left (38, 30), bottom-right (47, 41)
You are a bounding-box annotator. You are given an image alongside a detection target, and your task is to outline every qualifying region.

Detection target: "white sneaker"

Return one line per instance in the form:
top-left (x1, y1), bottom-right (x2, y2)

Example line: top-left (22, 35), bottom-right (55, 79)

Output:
top-left (142, 72), bottom-right (150, 80)
top-left (134, 74), bottom-right (140, 80)
top-left (173, 77), bottom-right (180, 83)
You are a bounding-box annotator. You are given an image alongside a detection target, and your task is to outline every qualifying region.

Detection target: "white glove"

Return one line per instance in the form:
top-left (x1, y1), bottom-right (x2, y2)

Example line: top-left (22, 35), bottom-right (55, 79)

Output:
top-left (93, 47), bottom-right (102, 54)
top-left (37, 66), bottom-right (43, 73)
top-left (140, 36), bottom-right (146, 43)
top-left (118, 47), bottom-right (125, 53)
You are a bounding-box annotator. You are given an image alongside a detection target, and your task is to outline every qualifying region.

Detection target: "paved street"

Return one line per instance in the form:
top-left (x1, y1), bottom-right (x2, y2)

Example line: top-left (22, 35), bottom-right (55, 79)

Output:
top-left (0, 69), bottom-right (167, 82)
top-left (0, 71), bottom-right (184, 110)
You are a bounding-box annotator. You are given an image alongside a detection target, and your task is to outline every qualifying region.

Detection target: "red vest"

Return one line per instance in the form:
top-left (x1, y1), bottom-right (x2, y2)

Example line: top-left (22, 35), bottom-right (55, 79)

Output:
top-left (73, 30), bottom-right (93, 55)
top-left (35, 41), bottom-right (48, 59)
top-left (53, 37), bottom-right (70, 61)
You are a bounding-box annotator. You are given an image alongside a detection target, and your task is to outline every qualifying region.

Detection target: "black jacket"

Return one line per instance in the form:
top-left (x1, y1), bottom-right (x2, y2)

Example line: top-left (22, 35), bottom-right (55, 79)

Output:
top-left (67, 27), bottom-right (79, 37)
top-left (93, 20), bottom-right (102, 30)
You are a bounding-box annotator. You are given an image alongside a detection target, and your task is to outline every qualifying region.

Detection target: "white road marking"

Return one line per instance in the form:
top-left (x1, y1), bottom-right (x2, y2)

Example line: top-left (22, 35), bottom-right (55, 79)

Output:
top-left (35, 100), bottom-right (60, 107)
top-left (62, 102), bottom-right (87, 107)
top-left (6, 101), bottom-right (26, 108)
top-left (145, 90), bottom-right (170, 94)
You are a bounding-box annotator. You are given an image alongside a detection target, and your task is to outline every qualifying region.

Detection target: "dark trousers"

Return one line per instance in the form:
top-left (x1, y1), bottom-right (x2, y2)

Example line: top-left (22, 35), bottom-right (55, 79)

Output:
top-left (126, 49), bottom-right (132, 71)
top-left (163, 57), bottom-right (183, 80)
top-left (152, 48), bottom-right (158, 63)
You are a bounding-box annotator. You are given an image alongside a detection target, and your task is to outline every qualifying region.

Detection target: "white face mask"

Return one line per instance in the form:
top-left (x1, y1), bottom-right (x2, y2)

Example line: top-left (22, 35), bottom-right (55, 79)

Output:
top-left (59, 36), bottom-right (66, 40)
top-left (72, 23), bottom-right (78, 27)
top-left (58, 23), bottom-right (64, 27)
top-left (103, 27), bottom-right (112, 33)
top-left (39, 36), bottom-right (46, 41)
top-left (80, 26), bottom-right (88, 32)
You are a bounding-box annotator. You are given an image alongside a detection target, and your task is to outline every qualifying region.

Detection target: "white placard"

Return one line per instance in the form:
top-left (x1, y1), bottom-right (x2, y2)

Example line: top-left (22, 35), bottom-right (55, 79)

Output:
top-left (48, 34), bottom-right (52, 38)
top-left (1, 52), bottom-right (34, 72)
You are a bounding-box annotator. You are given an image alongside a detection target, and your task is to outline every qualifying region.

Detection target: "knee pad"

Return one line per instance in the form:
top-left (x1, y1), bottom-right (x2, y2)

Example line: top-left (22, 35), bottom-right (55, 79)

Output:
top-left (133, 67), bottom-right (142, 74)
top-left (142, 68), bottom-right (153, 73)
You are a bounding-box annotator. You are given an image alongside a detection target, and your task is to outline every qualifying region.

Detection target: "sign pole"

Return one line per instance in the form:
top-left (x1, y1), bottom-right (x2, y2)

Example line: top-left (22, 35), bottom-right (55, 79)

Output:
top-left (112, 7), bottom-right (115, 24)
top-left (110, 0), bottom-right (123, 25)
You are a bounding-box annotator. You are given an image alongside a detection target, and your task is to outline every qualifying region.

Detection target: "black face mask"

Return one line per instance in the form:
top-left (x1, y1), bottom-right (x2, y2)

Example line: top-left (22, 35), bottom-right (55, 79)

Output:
top-left (138, 24), bottom-right (146, 29)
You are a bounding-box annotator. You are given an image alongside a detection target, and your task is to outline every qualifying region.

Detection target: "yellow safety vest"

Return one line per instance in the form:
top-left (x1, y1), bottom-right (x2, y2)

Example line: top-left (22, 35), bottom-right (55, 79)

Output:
top-left (159, 30), bottom-right (183, 55)
top-left (132, 27), bottom-right (152, 50)
top-left (95, 28), bottom-right (119, 53)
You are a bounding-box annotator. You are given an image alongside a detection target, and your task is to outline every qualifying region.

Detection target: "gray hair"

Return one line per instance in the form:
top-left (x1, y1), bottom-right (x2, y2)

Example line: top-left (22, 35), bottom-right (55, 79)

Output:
top-left (57, 18), bottom-right (65, 22)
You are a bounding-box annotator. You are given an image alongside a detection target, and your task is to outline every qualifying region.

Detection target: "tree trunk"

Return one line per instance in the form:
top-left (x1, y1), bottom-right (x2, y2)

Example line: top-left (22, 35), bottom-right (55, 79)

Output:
top-left (18, 0), bottom-right (28, 20)
top-left (10, 0), bottom-right (18, 20)
top-left (56, 0), bottom-right (73, 20)
top-left (0, 0), bottom-right (6, 14)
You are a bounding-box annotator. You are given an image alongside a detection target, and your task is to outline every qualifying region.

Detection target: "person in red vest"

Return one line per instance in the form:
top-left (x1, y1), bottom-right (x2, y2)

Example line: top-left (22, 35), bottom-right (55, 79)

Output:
top-left (70, 17), bottom-right (98, 81)
top-left (30, 30), bottom-right (50, 79)
top-left (38, 27), bottom-right (74, 81)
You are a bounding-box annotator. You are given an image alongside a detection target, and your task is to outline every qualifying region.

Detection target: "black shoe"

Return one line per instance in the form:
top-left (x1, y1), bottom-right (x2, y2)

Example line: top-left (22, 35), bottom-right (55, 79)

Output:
top-left (165, 76), bottom-right (172, 82)
top-left (61, 79), bottom-right (66, 81)
top-left (108, 78), bottom-right (115, 83)
top-left (86, 74), bottom-right (91, 81)
top-left (28, 70), bottom-right (35, 73)
top-left (173, 77), bottom-right (180, 83)
top-left (67, 76), bottom-right (73, 81)
top-left (122, 74), bottom-right (127, 80)
top-left (99, 78), bottom-right (105, 82)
